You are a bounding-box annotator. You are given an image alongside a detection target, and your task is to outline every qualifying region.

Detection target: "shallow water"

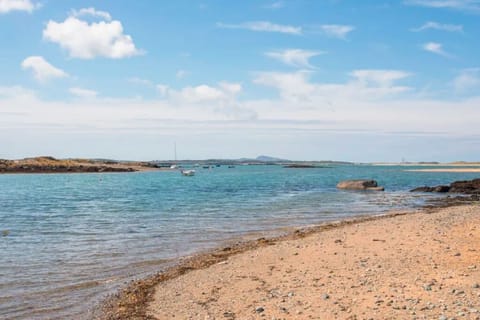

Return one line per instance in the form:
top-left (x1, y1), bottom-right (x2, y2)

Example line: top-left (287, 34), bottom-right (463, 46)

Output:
top-left (0, 165), bottom-right (477, 319)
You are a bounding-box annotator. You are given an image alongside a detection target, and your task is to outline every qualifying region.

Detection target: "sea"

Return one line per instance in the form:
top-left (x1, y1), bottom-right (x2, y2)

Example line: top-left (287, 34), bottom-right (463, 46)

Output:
top-left (0, 164), bottom-right (478, 319)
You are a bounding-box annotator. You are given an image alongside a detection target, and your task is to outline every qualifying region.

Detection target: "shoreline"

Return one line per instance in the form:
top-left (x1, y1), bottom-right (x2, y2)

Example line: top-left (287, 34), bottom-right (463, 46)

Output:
top-left (97, 201), bottom-right (480, 319)
top-left (405, 168), bottom-right (480, 173)
top-left (95, 206), bottom-right (436, 319)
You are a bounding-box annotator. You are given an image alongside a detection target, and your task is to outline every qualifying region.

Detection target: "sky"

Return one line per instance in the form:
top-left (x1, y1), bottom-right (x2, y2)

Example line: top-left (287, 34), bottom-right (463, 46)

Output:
top-left (1, 0), bottom-right (479, 162)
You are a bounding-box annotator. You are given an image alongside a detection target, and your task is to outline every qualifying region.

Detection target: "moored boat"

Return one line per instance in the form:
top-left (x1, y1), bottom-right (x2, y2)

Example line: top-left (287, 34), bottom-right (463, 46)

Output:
top-left (181, 169), bottom-right (195, 176)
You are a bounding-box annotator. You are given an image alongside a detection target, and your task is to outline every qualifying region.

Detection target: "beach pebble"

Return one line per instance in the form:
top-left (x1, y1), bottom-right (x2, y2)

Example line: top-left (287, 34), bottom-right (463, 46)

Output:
top-left (255, 306), bottom-right (265, 313)
top-left (322, 293), bottom-right (330, 300)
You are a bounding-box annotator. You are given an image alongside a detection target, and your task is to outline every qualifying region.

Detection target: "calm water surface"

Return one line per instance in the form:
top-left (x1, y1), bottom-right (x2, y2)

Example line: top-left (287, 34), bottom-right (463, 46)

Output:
top-left (0, 165), bottom-right (478, 319)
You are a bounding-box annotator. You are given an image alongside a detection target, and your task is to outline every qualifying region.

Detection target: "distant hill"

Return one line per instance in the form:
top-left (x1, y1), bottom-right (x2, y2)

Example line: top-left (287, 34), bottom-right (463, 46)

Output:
top-left (255, 155), bottom-right (289, 162)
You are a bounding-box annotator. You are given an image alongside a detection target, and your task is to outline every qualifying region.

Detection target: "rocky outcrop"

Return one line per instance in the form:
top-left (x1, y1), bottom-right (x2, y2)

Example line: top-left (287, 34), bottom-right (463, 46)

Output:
top-left (337, 180), bottom-right (384, 191)
top-left (411, 185), bottom-right (450, 193)
top-left (411, 178), bottom-right (480, 194)
top-left (0, 157), bottom-right (138, 174)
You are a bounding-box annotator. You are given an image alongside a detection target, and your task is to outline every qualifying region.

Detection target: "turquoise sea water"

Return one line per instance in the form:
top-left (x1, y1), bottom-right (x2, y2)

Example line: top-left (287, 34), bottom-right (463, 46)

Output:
top-left (0, 165), bottom-right (478, 319)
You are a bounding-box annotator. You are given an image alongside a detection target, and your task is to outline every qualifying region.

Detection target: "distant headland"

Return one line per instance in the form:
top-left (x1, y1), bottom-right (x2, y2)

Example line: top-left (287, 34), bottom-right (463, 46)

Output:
top-left (0, 156), bottom-right (155, 174)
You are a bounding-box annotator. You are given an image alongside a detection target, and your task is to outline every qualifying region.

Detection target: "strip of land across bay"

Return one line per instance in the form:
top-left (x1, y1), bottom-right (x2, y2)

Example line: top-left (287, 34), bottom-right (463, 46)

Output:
top-left (2, 155), bottom-right (480, 174)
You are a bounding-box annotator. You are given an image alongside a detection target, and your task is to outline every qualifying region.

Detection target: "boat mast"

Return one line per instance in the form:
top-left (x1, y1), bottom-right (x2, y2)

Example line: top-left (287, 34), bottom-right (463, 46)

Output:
top-left (174, 142), bottom-right (177, 163)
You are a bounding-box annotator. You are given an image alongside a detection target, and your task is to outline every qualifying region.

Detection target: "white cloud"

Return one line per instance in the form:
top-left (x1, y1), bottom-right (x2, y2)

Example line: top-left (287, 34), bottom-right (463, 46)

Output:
top-left (69, 87), bottom-right (98, 98)
top-left (254, 69), bottom-right (412, 103)
top-left (0, 85), bottom-right (35, 100)
top-left (21, 56), bottom-right (68, 82)
top-left (160, 82), bottom-right (242, 103)
top-left (315, 24), bottom-right (355, 39)
top-left (156, 84), bottom-right (169, 97)
top-left (452, 68), bottom-right (480, 93)
top-left (265, 49), bottom-right (325, 68)
top-left (176, 69), bottom-right (188, 79)
top-left (128, 77), bottom-right (153, 87)
top-left (179, 85), bottom-right (226, 102)
top-left (70, 7), bottom-right (112, 21)
top-left (422, 42), bottom-right (450, 57)
top-left (217, 21), bottom-right (302, 35)
top-left (43, 9), bottom-right (141, 59)
top-left (404, 0), bottom-right (480, 12)
top-left (411, 21), bottom-right (463, 32)
top-left (0, 0), bottom-right (37, 13)
top-left (350, 70), bottom-right (412, 87)
top-left (264, 1), bottom-right (285, 9)
top-left (151, 82), bottom-right (251, 119)
top-left (219, 82), bottom-right (242, 95)
top-left (253, 71), bottom-right (315, 102)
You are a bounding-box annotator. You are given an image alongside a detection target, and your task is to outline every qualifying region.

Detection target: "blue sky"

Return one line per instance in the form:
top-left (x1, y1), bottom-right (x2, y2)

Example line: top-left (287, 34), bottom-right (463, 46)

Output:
top-left (1, 0), bottom-right (479, 161)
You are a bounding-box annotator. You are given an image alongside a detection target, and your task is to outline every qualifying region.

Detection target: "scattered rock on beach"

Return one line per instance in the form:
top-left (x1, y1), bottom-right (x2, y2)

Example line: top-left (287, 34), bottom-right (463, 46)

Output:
top-left (337, 180), bottom-right (385, 191)
top-left (255, 306), bottom-right (264, 313)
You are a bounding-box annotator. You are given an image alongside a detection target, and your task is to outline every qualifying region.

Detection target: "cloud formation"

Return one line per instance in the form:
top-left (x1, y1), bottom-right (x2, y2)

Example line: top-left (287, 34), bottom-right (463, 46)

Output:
top-left (411, 21), bottom-right (463, 32)
top-left (253, 69), bottom-right (411, 103)
top-left (70, 7), bottom-right (112, 21)
top-left (422, 42), bottom-right (450, 56)
top-left (0, 0), bottom-right (37, 13)
top-left (264, 1), bottom-right (285, 9)
top-left (350, 70), bottom-right (412, 87)
top-left (265, 49), bottom-right (324, 68)
top-left (404, 0), bottom-right (480, 12)
top-left (69, 87), bottom-right (98, 98)
top-left (314, 24), bottom-right (355, 39)
top-left (217, 21), bottom-right (302, 35)
top-left (452, 68), bottom-right (480, 93)
top-left (21, 56), bottom-right (68, 82)
top-left (157, 82), bottom-right (242, 103)
top-left (43, 8), bottom-right (141, 59)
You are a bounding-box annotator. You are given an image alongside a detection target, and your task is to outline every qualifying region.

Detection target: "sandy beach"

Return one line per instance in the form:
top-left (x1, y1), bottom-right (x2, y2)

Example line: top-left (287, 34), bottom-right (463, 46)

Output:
top-left (101, 204), bottom-right (480, 320)
top-left (406, 169), bottom-right (480, 173)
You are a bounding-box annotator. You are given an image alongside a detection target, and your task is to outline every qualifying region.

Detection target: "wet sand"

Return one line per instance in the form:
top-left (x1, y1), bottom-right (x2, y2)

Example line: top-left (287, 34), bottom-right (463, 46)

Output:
top-left (100, 204), bottom-right (480, 319)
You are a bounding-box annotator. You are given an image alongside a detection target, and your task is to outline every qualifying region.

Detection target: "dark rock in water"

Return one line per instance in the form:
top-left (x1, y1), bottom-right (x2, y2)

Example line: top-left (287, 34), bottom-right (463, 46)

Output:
top-left (434, 185), bottom-right (451, 192)
top-left (337, 180), bottom-right (384, 191)
top-left (411, 185), bottom-right (450, 193)
top-left (411, 186), bottom-right (436, 192)
top-left (411, 178), bottom-right (480, 194)
top-left (449, 178), bottom-right (480, 194)
top-left (284, 164), bottom-right (318, 168)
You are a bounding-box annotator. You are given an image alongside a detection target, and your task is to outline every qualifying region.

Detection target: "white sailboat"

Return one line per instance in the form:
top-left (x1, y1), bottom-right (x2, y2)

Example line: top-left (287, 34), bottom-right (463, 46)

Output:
top-left (181, 169), bottom-right (195, 176)
top-left (170, 142), bottom-right (178, 169)
top-left (172, 142), bottom-right (195, 176)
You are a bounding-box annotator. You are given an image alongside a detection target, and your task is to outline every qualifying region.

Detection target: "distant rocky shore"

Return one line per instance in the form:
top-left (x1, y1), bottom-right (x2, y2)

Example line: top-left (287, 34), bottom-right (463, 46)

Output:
top-left (0, 157), bottom-right (155, 174)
